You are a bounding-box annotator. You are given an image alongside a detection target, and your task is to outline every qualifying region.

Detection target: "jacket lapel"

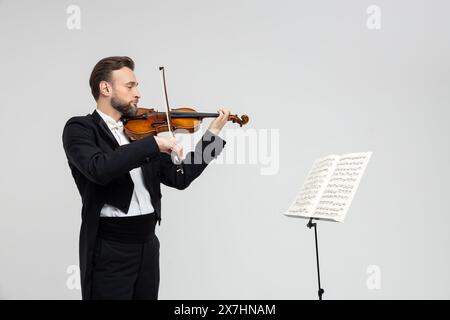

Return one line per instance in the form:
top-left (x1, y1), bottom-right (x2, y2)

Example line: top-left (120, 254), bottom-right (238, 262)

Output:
top-left (92, 109), bottom-right (159, 200)
top-left (92, 109), bottom-right (119, 149)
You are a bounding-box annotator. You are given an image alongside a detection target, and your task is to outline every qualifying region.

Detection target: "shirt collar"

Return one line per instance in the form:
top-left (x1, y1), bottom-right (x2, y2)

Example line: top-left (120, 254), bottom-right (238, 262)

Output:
top-left (96, 108), bottom-right (123, 130)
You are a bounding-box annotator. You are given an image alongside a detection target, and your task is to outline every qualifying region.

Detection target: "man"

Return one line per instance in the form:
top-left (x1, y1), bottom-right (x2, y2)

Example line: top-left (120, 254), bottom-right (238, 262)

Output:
top-left (62, 56), bottom-right (229, 300)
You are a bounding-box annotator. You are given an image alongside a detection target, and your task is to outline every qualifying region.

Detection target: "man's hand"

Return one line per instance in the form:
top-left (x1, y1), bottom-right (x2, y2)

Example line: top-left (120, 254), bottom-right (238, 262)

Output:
top-left (154, 136), bottom-right (184, 160)
top-left (208, 108), bottom-right (230, 136)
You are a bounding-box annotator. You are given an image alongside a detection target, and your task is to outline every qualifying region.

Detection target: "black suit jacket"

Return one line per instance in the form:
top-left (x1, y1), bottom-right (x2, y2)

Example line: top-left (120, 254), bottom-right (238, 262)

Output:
top-left (62, 109), bottom-right (225, 299)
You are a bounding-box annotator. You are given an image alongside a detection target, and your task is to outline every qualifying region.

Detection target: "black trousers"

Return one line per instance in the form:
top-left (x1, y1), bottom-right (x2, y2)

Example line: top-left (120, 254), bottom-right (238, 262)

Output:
top-left (91, 216), bottom-right (160, 300)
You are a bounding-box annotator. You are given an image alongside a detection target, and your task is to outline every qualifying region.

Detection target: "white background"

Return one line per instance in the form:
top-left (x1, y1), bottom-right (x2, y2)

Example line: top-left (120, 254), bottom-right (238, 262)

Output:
top-left (0, 0), bottom-right (449, 299)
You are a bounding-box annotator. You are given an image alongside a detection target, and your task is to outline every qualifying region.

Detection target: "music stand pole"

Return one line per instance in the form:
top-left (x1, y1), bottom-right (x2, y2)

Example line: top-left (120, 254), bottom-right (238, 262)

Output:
top-left (307, 218), bottom-right (325, 300)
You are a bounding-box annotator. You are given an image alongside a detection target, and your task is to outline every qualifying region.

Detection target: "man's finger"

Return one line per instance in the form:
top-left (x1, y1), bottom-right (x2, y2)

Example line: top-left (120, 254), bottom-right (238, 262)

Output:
top-left (218, 109), bottom-right (225, 120)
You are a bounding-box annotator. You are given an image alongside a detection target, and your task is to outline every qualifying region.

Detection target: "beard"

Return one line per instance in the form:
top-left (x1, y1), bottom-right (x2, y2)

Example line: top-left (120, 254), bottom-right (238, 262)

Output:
top-left (111, 95), bottom-right (138, 118)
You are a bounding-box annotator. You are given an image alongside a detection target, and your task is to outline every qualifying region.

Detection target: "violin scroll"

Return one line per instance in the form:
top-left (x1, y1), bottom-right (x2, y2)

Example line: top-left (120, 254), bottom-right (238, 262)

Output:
top-left (228, 114), bottom-right (249, 127)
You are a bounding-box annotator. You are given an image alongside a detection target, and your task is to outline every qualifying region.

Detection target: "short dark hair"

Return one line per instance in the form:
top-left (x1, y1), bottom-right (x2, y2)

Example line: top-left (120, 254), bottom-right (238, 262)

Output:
top-left (89, 56), bottom-right (135, 101)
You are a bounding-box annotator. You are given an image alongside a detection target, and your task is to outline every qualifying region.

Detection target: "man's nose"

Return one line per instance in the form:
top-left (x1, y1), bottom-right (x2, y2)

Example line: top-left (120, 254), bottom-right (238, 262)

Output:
top-left (135, 88), bottom-right (141, 99)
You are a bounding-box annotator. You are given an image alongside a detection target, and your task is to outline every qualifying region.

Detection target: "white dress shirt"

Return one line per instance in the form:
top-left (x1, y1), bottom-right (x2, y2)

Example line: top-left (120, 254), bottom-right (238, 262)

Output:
top-left (96, 108), bottom-right (154, 217)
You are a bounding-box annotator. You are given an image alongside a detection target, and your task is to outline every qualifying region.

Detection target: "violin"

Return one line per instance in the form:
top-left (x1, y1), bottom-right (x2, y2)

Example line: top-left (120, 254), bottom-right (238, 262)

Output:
top-left (122, 66), bottom-right (249, 141)
top-left (122, 107), bottom-right (249, 140)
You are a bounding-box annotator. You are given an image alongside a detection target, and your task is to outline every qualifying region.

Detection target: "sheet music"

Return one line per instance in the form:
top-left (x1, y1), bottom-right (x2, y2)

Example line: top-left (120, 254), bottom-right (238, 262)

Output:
top-left (312, 152), bottom-right (372, 222)
top-left (284, 155), bottom-right (339, 217)
top-left (285, 152), bottom-right (372, 222)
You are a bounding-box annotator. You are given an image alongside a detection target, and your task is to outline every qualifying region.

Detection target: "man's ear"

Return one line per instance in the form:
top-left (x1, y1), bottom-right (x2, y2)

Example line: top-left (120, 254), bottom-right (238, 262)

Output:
top-left (99, 80), bottom-right (111, 97)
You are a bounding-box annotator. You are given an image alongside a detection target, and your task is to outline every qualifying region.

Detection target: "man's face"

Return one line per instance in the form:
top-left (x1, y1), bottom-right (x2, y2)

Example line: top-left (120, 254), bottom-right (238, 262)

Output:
top-left (109, 67), bottom-right (141, 117)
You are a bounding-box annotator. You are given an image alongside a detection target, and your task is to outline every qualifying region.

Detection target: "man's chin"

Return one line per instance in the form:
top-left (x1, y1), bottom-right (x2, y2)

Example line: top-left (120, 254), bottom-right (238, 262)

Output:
top-left (129, 104), bottom-right (138, 116)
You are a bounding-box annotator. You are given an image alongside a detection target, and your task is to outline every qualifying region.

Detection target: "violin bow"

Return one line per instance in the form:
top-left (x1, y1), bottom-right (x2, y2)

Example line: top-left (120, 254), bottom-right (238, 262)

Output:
top-left (159, 66), bottom-right (184, 174)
